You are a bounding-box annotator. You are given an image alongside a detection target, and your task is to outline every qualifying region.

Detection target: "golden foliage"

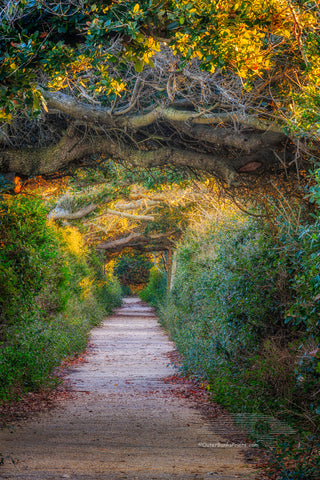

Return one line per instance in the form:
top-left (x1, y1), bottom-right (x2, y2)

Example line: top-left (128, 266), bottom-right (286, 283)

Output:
top-left (60, 226), bottom-right (86, 257)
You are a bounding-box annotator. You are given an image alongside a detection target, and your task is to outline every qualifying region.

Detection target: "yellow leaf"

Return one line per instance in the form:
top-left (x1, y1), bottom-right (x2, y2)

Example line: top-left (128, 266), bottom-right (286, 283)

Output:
top-left (133, 3), bottom-right (140, 14)
top-left (41, 99), bottom-right (48, 112)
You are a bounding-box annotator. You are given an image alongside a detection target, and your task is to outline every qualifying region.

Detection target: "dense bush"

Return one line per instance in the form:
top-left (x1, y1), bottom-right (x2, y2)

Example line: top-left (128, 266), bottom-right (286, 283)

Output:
top-left (114, 253), bottom-right (152, 287)
top-left (139, 266), bottom-right (167, 307)
top-left (0, 197), bottom-right (65, 327)
top-left (160, 212), bottom-right (319, 411)
top-left (0, 196), bottom-right (121, 401)
top-left (160, 216), bottom-right (289, 406)
top-left (155, 204), bottom-right (319, 478)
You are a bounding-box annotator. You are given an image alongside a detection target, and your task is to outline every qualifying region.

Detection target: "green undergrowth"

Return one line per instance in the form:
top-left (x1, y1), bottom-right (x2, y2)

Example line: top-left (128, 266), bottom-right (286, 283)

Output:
top-left (139, 266), bottom-right (167, 308)
top-left (147, 195), bottom-right (320, 478)
top-left (0, 196), bottom-right (121, 402)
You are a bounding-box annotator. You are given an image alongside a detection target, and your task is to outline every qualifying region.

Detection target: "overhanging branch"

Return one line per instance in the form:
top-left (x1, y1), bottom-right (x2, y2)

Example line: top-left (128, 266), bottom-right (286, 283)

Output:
top-left (0, 133), bottom-right (237, 184)
top-left (96, 231), bottom-right (176, 253)
top-left (41, 89), bottom-right (283, 133)
top-left (178, 123), bottom-right (285, 152)
top-left (103, 209), bottom-right (155, 221)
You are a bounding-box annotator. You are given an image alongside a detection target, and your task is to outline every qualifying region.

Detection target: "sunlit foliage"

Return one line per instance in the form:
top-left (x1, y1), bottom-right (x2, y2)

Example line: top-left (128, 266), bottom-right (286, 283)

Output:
top-left (0, 194), bottom-right (121, 401)
top-left (0, 0), bottom-right (319, 137)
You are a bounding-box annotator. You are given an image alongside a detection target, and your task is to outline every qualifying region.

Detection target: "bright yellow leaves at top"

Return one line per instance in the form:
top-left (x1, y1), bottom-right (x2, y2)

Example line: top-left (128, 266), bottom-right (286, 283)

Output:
top-left (132, 3), bottom-right (142, 16)
top-left (47, 51), bottom-right (126, 98)
top-left (48, 54), bottom-right (93, 90)
top-left (124, 34), bottom-right (161, 71)
top-left (171, 0), bottom-right (319, 79)
top-left (0, 110), bottom-right (13, 122)
top-left (141, 36), bottom-right (161, 64)
top-left (145, 36), bottom-right (161, 53)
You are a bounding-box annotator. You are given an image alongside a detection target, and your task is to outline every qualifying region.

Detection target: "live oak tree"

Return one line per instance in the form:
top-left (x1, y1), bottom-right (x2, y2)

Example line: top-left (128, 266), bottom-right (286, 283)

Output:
top-left (44, 163), bottom-right (205, 255)
top-left (1, 0), bottom-right (319, 187)
top-left (2, 6), bottom-right (320, 454)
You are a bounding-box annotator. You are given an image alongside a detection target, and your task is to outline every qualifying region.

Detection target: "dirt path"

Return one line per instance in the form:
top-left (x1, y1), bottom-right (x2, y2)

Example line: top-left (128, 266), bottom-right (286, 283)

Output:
top-left (0, 297), bottom-right (259, 480)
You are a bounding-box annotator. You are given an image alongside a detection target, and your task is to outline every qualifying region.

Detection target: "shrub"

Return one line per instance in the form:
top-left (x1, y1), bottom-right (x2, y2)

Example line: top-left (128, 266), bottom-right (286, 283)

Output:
top-left (0, 195), bottom-right (121, 401)
top-left (160, 214), bottom-right (318, 407)
top-left (114, 253), bottom-right (152, 287)
top-left (0, 197), bottom-right (65, 326)
top-left (139, 266), bottom-right (167, 307)
top-left (157, 206), bottom-right (319, 478)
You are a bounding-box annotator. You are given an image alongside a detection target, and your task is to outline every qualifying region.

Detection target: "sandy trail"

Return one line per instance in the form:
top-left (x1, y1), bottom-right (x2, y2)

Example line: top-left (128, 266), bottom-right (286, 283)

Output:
top-left (0, 297), bottom-right (259, 480)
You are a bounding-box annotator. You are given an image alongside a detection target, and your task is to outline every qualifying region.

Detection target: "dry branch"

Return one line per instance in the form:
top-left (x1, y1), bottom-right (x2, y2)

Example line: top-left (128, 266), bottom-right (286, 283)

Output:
top-left (96, 231), bottom-right (176, 253)
top-left (48, 203), bottom-right (98, 220)
top-left (105, 209), bottom-right (155, 221)
top-left (113, 199), bottom-right (160, 210)
top-left (41, 90), bottom-right (283, 133)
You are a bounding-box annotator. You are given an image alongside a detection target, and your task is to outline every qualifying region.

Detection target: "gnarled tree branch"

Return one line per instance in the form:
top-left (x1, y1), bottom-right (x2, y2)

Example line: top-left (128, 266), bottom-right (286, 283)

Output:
top-left (96, 231), bottom-right (176, 253)
top-left (103, 209), bottom-right (155, 221)
top-left (178, 123), bottom-right (285, 152)
top-left (48, 203), bottom-right (98, 220)
top-left (113, 198), bottom-right (160, 210)
top-left (0, 133), bottom-right (237, 184)
top-left (41, 89), bottom-right (283, 133)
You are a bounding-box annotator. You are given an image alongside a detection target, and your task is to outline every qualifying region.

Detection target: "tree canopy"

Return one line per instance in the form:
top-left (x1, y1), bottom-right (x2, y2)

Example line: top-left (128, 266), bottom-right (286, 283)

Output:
top-left (0, 0), bottom-right (319, 184)
top-left (39, 160), bottom-right (206, 256)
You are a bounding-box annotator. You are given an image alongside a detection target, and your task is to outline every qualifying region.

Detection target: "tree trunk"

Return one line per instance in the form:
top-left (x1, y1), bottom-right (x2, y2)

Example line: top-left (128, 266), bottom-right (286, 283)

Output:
top-left (166, 248), bottom-right (173, 292)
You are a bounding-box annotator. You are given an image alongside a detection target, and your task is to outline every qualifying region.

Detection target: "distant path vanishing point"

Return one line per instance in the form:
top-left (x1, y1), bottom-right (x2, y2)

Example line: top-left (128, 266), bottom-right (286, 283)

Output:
top-left (0, 297), bottom-right (259, 480)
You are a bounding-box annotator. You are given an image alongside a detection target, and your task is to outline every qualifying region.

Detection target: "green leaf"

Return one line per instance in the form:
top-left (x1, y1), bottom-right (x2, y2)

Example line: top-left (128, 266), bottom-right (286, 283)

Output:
top-left (134, 61), bottom-right (143, 72)
top-left (167, 21), bottom-right (179, 30)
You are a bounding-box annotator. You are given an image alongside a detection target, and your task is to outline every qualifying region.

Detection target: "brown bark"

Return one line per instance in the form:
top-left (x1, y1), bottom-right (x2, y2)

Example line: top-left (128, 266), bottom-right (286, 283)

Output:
top-left (0, 134), bottom-right (237, 184)
top-left (49, 203), bottom-right (98, 220)
top-left (0, 91), bottom-right (290, 181)
top-left (166, 248), bottom-right (173, 292)
top-left (113, 199), bottom-right (160, 210)
top-left (96, 231), bottom-right (175, 253)
top-left (0, 133), bottom-right (98, 176)
top-left (42, 90), bottom-right (283, 133)
top-left (178, 123), bottom-right (285, 153)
